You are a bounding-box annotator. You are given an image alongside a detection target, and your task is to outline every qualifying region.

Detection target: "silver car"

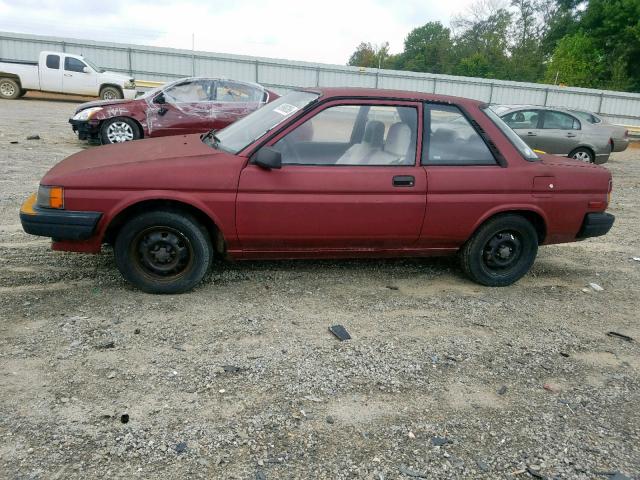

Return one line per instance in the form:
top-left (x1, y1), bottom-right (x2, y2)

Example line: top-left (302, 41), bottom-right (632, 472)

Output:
top-left (568, 109), bottom-right (630, 153)
top-left (491, 105), bottom-right (612, 164)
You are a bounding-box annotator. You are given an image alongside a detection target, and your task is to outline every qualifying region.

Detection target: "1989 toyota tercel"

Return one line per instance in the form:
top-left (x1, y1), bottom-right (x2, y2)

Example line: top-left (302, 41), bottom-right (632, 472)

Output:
top-left (20, 88), bottom-right (614, 293)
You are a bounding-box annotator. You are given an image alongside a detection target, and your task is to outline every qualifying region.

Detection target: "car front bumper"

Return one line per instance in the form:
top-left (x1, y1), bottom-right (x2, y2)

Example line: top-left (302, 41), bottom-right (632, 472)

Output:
top-left (20, 193), bottom-right (102, 241)
top-left (577, 212), bottom-right (615, 239)
top-left (69, 118), bottom-right (101, 142)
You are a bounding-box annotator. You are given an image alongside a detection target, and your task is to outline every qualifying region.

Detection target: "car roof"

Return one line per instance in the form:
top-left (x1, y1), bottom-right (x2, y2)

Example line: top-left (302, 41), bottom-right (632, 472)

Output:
top-left (301, 87), bottom-right (485, 107)
top-left (166, 76), bottom-right (267, 91)
top-left (494, 104), bottom-right (581, 115)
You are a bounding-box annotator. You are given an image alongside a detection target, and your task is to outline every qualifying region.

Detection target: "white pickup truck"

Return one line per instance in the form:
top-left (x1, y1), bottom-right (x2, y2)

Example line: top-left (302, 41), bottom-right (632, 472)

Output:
top-left (0, 51), bottom-right (137, 100)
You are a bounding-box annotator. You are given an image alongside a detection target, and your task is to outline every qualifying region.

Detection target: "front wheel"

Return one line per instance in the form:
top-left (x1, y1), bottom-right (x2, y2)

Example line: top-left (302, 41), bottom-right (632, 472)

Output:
top-left (114, 211), bottom-right (213, 294)
top-left (100, 117), bottom-right (141, 144)
top-left (100, 86), bottom-right (123, 100)
top-left (460, 214), bottom-right (538, 286)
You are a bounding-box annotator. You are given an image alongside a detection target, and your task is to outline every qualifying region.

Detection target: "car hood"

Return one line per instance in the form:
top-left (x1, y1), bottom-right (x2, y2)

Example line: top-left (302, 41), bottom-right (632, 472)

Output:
top-left (74, 98), bottom-right (135, 114)
top-left (42, 134), bottom-right (225, 186)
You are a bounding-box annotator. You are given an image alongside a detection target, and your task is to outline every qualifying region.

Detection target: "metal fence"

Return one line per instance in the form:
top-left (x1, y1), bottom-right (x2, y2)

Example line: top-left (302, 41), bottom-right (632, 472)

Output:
top-left (2, 30), bottom-right (640, 126)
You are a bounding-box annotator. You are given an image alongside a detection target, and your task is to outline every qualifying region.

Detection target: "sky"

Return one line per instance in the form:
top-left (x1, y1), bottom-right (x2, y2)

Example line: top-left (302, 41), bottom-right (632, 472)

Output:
top-left (0, 0), bottom-right (477, 65)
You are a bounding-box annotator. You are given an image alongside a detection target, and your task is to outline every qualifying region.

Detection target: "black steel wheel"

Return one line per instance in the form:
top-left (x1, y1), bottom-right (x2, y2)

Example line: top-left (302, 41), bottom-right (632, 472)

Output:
top-left (114, 210), bottom-right (212, 293)
top-left (460, 214), bottom-right (538, 286)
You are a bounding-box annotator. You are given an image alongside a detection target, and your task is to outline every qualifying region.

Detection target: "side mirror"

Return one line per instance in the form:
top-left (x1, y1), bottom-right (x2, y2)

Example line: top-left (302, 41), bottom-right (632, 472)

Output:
top-left (251, 146), bottom-right (282, 170)
top-left (154, 93), bottom-right (166, 105)
top-left (82, 66), bottom-right (89, 74)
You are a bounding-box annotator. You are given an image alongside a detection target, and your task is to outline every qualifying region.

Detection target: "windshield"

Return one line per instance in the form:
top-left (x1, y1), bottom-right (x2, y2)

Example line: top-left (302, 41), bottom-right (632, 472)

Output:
top-left (482, 106), bottom-right (538, 161)
top-left (207, 91), bottom-right (319, 153)
top-left (83, 58), bottom-right (105, 73)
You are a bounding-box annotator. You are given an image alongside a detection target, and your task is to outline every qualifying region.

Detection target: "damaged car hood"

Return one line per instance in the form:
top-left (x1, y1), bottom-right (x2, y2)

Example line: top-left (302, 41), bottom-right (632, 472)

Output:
top-left (74, 98), bottom-right (133, 114)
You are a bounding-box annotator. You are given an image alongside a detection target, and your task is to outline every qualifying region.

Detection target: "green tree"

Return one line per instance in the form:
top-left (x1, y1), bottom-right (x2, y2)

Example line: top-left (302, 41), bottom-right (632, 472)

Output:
top-left (347, 42), bottom-right (390, 68)
top-left (544, 32), bottom-right (603, 87)
top-left (400, 22), bottom-right (454, 74)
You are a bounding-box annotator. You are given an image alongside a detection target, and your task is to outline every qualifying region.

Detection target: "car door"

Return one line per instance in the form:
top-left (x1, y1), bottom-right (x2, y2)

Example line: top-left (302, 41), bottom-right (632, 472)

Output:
top-left (39, 54), bottom-right (63, 92)
top-left (537, 110), bottom-right (582, 154)
top-left (420, 103), bottom-right (521, 248)
top-left (500, 109), bottom-right (541, 149)
top-left (62, 56), bottom-right (97, 95)
top-left (236, 100), bottom-right (427, 250)
top-left (148, 79), bottom-right (216, 137)
top-left (210, 80), bottom-right (265, 128)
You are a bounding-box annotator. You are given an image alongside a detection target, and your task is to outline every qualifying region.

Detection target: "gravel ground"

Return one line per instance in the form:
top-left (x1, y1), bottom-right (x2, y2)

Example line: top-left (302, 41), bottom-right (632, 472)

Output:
top-left (1, 96), bottom-right (639, 480)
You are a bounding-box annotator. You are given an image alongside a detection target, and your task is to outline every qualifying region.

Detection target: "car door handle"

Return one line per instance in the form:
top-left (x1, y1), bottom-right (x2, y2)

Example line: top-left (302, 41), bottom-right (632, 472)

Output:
top-left (527, 132), bottom-right (537, 136)
top-left (64, 73), bottom-right (72, 77)
top-left (566, 133), bottom-right (577, 137)
top-left (392, 175), bottom-right (415, 187)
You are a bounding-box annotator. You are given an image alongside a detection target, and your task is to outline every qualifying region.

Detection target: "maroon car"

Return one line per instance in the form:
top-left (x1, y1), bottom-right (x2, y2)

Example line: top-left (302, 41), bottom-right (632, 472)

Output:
top-left (23, 87), bottom-right (613, 294)
top-left (69, 77), bottom-right (278, 144)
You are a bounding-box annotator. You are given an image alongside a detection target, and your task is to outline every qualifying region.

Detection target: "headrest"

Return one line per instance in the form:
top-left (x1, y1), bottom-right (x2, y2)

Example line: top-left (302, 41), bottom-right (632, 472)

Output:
top-left (514, 112), bottom-right (525, 122)
top-left (363, 120), bottom-right (385, 147)
top-left (385, 122), bottom-right (411, 157)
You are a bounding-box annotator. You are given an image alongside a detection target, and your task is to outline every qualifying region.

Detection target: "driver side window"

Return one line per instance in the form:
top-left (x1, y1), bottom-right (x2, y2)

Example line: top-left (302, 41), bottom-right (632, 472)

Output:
top-left (164, 80), bottom-right (214, 103)
top-left (274, 104), bottom-right (418, 166)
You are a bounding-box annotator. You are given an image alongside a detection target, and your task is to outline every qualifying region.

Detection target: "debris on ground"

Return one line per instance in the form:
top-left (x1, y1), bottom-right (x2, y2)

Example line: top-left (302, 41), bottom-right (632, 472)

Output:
top-left (329, 324), bottom-right (351, 341)
top-left (26, 135), bottom-right (41, 140)
top-left (222, 365), bottom-right (244, 373)
top-left (386, 285), bottom-right (399, 290)
top-left (607, 331), bottom-right (634, 342)
top-left (497, 385), bottom-right (508, 395)
top-left (589, 282), bottom-right (604, 292)
top-left (398, 465), bottom-right (429, 478)
top-left (95, 340), bottom-right (115, 349)
top-left (431, 436), bottom-right (451, 446)
top-left (120, 414), bottom-right (129, 424)
top-left (174, 442), bottom-right (188, 454)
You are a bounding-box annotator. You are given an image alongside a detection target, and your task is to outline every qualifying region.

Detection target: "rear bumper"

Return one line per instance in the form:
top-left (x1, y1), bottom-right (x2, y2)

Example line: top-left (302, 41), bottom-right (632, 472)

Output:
top-left (612, 138), bottom-right (630, 153)
top-left (593, 152), bottom-right (610, 165)
top-left (20, 193), bottom-right (102, 241)
top-left (577, 212), bottom-right (615, 239)
top-left (69, 119), bottom-right (100, 141)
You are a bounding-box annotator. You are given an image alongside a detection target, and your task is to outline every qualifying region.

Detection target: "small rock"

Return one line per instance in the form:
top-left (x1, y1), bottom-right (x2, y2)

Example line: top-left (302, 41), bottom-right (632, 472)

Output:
top-left (60, 397), bottom-right (69, 403)
top-left (431, 436), bottom-right (450, 446)
top-left (589, 282), bottom-right (604, 292)
top-left (134, 328), bottom-right (141, 334)
top-left (476, 459), bottom-right (489, 472)
top-left (26, 135), bottom-right (41, 140)
top-left (398, 465), bottom-right (428, 478)
top-left (386, 285), bottom-right (399, 290)
top-left (120, 414), bottom-right (129, 424)
top-left (497, 385), bottom-right (508, 395)
top-left (255, 471), bottom-right (267, 480)
top-left (326, 415), bottom-right (335, 424)
top-left (10, 140), bottom-right (19, 144)
top-left (408, 431), bottom-right (415, 439)
top-left (174, 442), bottom-right (187, 454)
top-left (631, 257), bottom-right (640, 262)
top-left (107, 372), bottom-right (116, 379)
top-left (96, 341), bottom-right (115, 349)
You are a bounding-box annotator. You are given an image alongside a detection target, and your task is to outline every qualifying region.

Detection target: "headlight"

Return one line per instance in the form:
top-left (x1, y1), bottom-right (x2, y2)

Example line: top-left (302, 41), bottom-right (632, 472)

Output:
top-left (72, 107), bottom-right (103, 121)
top-left (37, 185), bottom-right (64, 209)
top-left (124, 79), bottom-right (136, 89)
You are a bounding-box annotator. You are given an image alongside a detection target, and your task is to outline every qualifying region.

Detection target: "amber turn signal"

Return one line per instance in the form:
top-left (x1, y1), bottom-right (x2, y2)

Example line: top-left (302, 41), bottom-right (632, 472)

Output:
top-left (36, 185), bottom-right (64, 209)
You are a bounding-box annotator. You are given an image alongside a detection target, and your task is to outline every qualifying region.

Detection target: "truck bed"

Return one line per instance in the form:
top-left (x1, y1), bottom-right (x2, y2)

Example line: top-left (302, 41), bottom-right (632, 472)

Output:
top-left (0, 58), bottom-right (38, 66)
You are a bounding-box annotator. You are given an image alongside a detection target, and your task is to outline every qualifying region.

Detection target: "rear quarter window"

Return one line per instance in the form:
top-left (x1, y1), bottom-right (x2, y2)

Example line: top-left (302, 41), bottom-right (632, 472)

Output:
top-left (45, 55), bottom-right (60, 69)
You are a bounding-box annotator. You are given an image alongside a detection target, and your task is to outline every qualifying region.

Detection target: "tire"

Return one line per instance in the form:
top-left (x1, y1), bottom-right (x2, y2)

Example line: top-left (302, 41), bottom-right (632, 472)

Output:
top-left (100, 117), bottom-right (141, 144)
top-left (569, 147), bottom-right (594, 163)
top-left (460, 214), bottom-right (538, 287)
top-left (100, 86), bottom-right (123, 100)
top-left (0, 78), bottom-right (21, 99)
top-left (114, 210), bottom-right (213, 294)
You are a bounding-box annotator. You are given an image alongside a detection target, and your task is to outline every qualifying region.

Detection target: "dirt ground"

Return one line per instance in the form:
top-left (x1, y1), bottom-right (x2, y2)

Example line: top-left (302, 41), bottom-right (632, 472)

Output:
top-left (0, 97), bottom-right (639, 480)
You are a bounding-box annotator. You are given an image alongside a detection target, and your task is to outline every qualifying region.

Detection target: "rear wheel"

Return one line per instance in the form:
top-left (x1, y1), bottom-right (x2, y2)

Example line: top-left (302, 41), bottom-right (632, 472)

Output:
top-left (0, 78), bottom-right (21, 99)
top-left (100, 86), bottom-right (123, 100)
top-left (460, 214), bottom-right (538, 286)
top-left (569, 147), bottom-right (594, 163)
top-left (100, 117), bottom-right (141, 144)
top-left (114, 211), bottom-right (213, 294)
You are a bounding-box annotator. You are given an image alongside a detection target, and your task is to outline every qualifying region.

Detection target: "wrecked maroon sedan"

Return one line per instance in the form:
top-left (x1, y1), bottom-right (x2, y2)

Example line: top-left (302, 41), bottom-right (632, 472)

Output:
top-left (69, 77), bottom-right (279, 144)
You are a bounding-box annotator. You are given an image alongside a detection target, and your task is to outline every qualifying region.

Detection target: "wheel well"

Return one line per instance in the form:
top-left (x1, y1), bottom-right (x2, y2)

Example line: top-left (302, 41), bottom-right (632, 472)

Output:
top-left (0, 73), bottom-right (21, 86)
top-left (483, 210), bottom-right (547, 244)
top-left (103, 200), bottom-right (224, 252)
top-left (569, 145), bottom-right (595, 158)
top-left (99, 84), bottom-right (123, 95)
top-left (100, 116), bottom-right (144, 139)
